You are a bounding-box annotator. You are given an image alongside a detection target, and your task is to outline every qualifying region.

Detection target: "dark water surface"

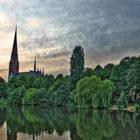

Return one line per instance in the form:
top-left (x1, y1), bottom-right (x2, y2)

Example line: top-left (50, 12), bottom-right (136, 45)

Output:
top-left (0, 106), bottom-right (140, 140)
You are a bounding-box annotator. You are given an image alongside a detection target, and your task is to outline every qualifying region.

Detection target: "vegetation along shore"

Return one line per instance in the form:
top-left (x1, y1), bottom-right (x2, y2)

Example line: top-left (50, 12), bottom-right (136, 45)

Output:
top-left (0, 45), bottom-right (140, 113)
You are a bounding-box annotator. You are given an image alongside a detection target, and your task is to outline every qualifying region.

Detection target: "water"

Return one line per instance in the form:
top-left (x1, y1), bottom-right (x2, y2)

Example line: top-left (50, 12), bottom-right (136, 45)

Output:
top-left (0, 106), bottom-right (140, 140)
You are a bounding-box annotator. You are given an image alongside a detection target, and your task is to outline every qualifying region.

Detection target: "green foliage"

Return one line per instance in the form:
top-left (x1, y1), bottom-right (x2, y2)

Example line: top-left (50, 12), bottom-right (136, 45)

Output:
top-left (5, 50), bottom-right (140, 107)
top-left (83, 68), bottom-right (95, 77)
top-left (111, 57), bottom-right (136, 95)
top-left (1, 106), bottom-right (140, 140)
top-left (7, 74), bottom-right (71, 106)
top-left (74, 76), bottom-right (115, 108)
top-left (47, 76), bottom-right (71, 106)
top-left (101, 63), bottom-right (115, 80)
top-left (22, 88), bottom-right (48, 106)
top-left (25, 76), bottom-right (35, 89)
top-left (70, 45), bottom-right (84, 89)
top-left (72, 110), bottom-right (116, 140)
top-left (34, 75), bottom-right (54, 89)
top-left (116, 91), bottom-right (128, 107)
top-left (33, 88), bottom-right (48, 105)
top-left (94, 65), bottom-right (103, 78)
top-left (134, 104), bottom-right (140, 112)
top-left (8, 86), bottom-right (26, 105)
top-left (33, 77), bottom-right (43, 89)
top-left (0, 77), bottom-right (7, 99)
top-left (53, 81), bottom-right (71, 106)
top-left (22, 88), bottom-right (38, 105)
top-left (127, 58), bottom-right (140, 101)
top-left (98, 80), bottom-right (115, 108)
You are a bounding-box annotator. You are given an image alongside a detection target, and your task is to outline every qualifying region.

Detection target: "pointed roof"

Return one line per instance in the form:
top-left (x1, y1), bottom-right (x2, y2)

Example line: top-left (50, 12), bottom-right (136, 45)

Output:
top-left (11, 26), bottom-right (18, 60)
top-left (43, 68), bottom-right (44, 75)
top-left (34, 54), bottom-right (37, 72)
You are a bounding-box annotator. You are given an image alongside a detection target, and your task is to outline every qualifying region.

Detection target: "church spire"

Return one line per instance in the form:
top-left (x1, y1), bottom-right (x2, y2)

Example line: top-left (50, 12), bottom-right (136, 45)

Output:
top-left (34, 54), bottom-right (37, 72)
top-left (8, 26), bottom-right (19, 79)
top-left (11, 25), bottom-right (18, 58)
top-left (43, 68), bottom-right (44, 76)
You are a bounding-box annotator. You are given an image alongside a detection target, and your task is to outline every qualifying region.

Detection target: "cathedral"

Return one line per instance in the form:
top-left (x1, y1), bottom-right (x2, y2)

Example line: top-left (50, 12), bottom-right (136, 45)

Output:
top-left (8, 27), bottom-right (44, 80)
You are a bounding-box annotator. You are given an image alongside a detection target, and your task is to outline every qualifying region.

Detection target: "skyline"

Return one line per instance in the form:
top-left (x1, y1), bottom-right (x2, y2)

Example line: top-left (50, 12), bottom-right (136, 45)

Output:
top-left (0, 0), bottom-right (140, 79)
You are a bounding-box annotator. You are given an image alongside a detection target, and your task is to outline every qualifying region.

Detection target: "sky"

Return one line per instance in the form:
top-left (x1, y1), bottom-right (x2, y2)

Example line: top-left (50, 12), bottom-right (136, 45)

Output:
top-left (0, 0), bottom-right (140, 80)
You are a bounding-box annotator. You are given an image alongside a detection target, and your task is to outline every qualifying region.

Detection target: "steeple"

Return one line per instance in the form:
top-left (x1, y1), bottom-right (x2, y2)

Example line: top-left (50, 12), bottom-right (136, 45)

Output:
top-left (43, 68), bottom-right (44, 76)
top-left (8, 26), bottom-right (19, 79)
top-left (34, 54), bottom-right (37, 72)
top-left (11, 26), bottom-right (18, 60)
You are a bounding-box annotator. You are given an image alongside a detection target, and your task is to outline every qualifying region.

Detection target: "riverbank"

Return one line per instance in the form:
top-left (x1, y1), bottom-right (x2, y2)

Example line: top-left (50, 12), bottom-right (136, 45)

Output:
top-left (0, 98), bottom-right (140, 114)
top-left (109, 104), bottom-right (140, 113)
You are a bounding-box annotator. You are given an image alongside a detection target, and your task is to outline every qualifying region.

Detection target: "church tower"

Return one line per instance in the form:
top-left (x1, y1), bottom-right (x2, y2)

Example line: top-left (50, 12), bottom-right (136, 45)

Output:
top-left (8, 26), bottom-right (19, 79)
top-left (34, 54), bottom-right (37, 72)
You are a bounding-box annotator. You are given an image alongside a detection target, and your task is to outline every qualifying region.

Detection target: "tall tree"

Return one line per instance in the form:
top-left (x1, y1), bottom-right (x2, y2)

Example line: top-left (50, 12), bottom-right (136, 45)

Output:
top-left (70, 45), bottom-right (84, 89)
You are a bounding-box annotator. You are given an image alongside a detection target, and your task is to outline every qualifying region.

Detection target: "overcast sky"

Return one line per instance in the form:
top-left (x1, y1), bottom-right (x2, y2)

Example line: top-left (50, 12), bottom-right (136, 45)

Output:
top-left (0, 0), bottom-right (140, 79)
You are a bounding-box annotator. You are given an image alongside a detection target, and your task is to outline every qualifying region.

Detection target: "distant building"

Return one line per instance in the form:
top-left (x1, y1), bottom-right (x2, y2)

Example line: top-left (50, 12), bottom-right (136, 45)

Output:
top-left (8, 27), bottom-right (44, 80)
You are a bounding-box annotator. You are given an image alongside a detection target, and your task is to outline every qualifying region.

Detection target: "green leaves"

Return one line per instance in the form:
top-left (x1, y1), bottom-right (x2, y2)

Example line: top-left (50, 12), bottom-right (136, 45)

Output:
top-left (22, 88), bottom-right (38, 105)
top-left (127, 58), bottom-right (140, 101)
top-left (8, 86), bottom-right (26, 105)
top-left (70, 45), bottom-right (85, 89)
top-left (74, 76), bottom-right (115, 108)
top-left (0, 77), bottom-right (7, 99)
top-left (116, 91), bottom-right (128, 107)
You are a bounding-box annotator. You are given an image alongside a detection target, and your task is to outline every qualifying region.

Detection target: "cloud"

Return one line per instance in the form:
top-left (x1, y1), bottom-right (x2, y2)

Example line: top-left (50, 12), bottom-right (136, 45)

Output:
top-left (36, 46), bottom-right (71, 59)
top-left (0, 69), bottom-right (7, 73)
top-left (0, 11), bottom-right (14, 29)
top-left (0, 0), bottom-right (140, 79)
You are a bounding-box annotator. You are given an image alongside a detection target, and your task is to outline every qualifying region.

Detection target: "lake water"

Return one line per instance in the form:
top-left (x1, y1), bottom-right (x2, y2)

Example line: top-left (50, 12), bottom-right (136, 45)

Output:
top-left (0, 106), bottom-right (140, 140)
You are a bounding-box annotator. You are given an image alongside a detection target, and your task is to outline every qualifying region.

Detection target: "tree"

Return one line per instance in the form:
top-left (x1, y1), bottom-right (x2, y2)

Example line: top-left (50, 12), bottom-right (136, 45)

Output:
top-left (98, 80), bottom-right (115, 108)
top-left (70, 45), bottom-right (84, 89)
top-left (73, 76), bottom-right (115, 108)
top-left (94, 65), bottom-right (103, 78)
top-left (83, 68), bottom-right (95, 77)
top-left (102, 64), bottom-right (115, 80)
top-left (32, 88), bottom-right (48, 105)
top-left (111, 57), bottom-right (136, 98)
top-left (116, 91), bottom-right (128, 107)
top-left (22, 88), bottom-right (38, 105)
top-left (41, 75), bottom-right (54, 89)
top-left (53, 81), bottom-right (71, 106)
top-left (33, 77), bottom-right (43, 89)
top-left (26, 76), bottom-right (35, 89)
top-left (8, 86), bottom-right (26, 105)
top-left (127, 58), bottom-right (140, 102)
top-left (56, 74), bottom-right (63, 80)
top-left (0, 77), bottom-right (7, 99)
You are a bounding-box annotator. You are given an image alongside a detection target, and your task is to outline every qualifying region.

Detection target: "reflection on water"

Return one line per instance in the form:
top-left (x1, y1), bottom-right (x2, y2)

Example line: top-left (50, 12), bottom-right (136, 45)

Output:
top-left (0, 106), bottom-right (140, 140)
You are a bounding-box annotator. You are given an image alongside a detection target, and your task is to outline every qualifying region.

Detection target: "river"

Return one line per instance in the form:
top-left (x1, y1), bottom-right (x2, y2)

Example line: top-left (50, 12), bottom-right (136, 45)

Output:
top-left (0, 106), bottom-right (139, 140)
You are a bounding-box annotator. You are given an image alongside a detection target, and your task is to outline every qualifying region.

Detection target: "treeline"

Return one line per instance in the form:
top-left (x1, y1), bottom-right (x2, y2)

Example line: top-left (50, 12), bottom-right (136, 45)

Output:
top-left (0, 45), bottom-right (140, 108)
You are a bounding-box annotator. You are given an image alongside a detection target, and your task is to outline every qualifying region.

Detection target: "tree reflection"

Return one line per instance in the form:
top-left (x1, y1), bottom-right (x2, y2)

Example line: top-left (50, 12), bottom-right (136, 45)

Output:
top-left (0, 106), bottom-right (6, 127)
top-left (5, 106), bottom-right (71, 140)
top-left (0, 106), bottom-right (140, 140)
top-left (71, 110), bottom-right (116, 140)
top-left (71, 110), bottom-right (140, 140)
